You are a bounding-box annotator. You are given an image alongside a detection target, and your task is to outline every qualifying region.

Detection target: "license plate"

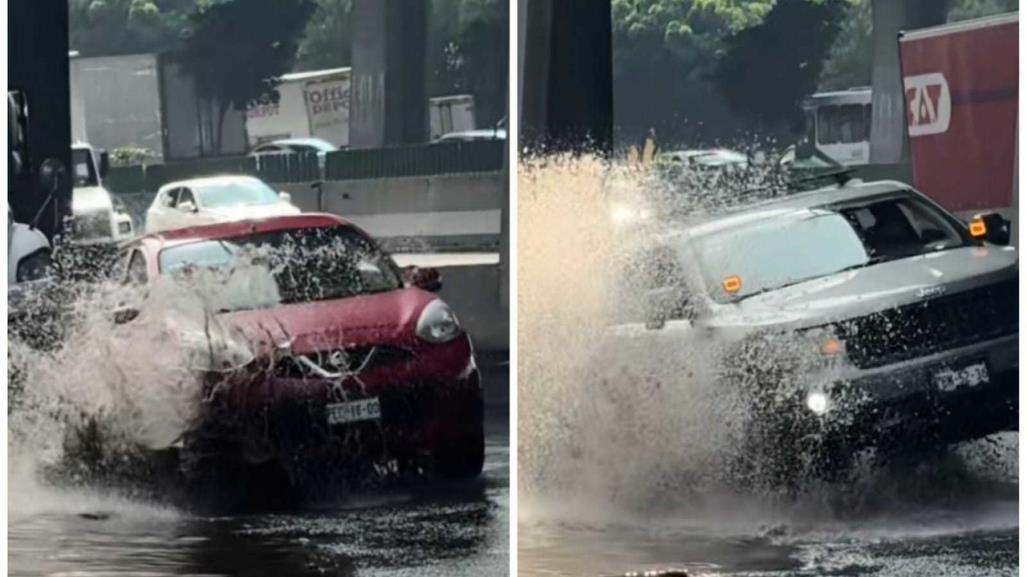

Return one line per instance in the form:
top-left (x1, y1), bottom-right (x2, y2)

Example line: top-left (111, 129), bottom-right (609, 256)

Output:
top-left (933, 361), bottom-right (990, 392)
top-left (326, 397), bottom-right (381, 425)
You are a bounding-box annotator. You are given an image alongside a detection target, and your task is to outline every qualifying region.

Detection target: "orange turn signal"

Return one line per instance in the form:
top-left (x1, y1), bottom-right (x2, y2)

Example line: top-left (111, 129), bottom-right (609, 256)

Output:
top-left (722, 275), bottom-right (742, 294)
top-left (820, 336), bottom-right (845, 356)
top-left (969, 216), bottom-right (987, 239)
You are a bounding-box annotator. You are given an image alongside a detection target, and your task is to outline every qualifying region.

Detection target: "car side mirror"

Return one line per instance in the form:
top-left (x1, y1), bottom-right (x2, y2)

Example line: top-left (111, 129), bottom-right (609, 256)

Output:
top-left (402, 265), bottom-right (442, 292)
top-left (178, 200), bottom-right (198, 213)
top-left (973, 212), bottom-right (1011, 246)
top-left (279, 191), bottom-right (292, 203)
top-left (113, 306), bottom-right (140, 325)
top-left (39, 157), bottom-right (67, 194)
top-left (99, 151), bottom-right (111, 179)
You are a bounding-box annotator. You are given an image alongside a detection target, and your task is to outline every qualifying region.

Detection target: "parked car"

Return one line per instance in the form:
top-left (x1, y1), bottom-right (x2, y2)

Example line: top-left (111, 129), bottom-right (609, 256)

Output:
top-left (249, 137), bottom-right (338, 171)
top-left (7, 204), bottom-right (52, 285)
top-left (604, 178), bottom-right (1017, 488)
top-left (105, 214), bottom-right (483, 504)
top-left (145, 175), bottom-right (301, 234)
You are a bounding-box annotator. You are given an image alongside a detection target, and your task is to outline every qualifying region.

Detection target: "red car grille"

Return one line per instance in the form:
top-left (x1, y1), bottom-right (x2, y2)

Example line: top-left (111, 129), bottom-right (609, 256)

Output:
top-left (275, 345), bottom-right (413, 378)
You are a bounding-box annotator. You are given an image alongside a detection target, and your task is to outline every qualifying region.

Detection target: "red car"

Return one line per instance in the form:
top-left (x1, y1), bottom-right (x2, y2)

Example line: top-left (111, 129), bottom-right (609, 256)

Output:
top-left (110, 213), bottom-right (483, 498)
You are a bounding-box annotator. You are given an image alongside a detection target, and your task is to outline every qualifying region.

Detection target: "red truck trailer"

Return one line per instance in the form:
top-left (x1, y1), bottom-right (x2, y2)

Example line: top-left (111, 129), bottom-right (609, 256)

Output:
top-left (899, 12), bottom-right (1018, 243)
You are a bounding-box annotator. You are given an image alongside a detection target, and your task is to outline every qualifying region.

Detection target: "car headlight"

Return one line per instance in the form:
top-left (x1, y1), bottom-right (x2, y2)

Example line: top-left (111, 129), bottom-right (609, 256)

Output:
top-left (609, 202), bottom-right (653, 226)
top-left (805, 389), bottom-right (830, 415)
top-left (177, 322), bottom-right (256, 372)
top-left (416, 299), bottom-right (463, 343)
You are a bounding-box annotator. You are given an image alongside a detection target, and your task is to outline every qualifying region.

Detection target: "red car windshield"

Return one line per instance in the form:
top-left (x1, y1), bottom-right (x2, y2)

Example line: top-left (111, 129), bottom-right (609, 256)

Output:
top-left (158, 226), bottom-right (403, 311)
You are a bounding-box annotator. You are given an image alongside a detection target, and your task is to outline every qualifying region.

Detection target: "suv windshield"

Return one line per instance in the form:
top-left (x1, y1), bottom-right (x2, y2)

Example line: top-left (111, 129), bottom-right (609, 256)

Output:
top-left (694, 194), bottom-right (968, 302)
top-left (158, 226), bottom-right (402, 312)
top-left (195, 179), bottom-right (281, 208)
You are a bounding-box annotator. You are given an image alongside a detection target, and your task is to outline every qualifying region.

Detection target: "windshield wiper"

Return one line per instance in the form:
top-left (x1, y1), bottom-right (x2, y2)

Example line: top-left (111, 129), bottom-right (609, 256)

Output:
top-left (734, 257), bottom-right (886, 303)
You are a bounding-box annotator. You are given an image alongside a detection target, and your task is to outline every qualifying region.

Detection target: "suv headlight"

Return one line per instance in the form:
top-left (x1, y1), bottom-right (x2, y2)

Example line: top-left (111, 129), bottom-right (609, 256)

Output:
top-left (416, 299), bottom-right (463, 343)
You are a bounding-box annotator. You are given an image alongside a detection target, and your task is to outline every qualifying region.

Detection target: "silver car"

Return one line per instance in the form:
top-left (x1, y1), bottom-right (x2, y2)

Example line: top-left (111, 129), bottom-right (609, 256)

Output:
top-left (609, 178), bottom-right (1017, 486)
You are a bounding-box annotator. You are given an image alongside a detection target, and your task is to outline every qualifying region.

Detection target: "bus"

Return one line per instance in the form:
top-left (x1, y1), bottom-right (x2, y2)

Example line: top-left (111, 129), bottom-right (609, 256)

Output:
top-left (801, 87), bottom-right (872, 166)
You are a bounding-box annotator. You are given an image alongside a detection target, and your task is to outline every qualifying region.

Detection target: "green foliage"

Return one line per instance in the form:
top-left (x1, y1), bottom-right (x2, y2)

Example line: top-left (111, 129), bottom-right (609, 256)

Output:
top-left (428, 0), bottom-right (508, 125)
top-left (816, 0), bottom-right (871, 90)
top-left (69, 0), bottom-right (195, 56)
top-left (713, 0), bottom-right (845, 129)
top-left (947, 0), bottom-right (1018, 21)
top-left (110, 146), bottom-right (159, 166)
top-left (817, 0), bottom-right (1017, 90)
top-left (294, 0), bottom-right (352, 70)
top-left (177, 0), bottom-right (315, 151)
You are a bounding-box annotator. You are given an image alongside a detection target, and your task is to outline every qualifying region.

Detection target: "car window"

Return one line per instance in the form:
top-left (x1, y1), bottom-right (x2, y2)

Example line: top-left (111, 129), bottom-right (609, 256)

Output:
top-left (126, 250), bottom-right (148, 285)
top-left (817, 104), bottom-right (870, 145)
top-left (72, 148), bottom-right (98, 187)
top-left (178, 188), bottom-right (196, 207)
top-left (160, 188), bottom-right (179, 208)
top-left (287, 144), bottom-right (316, 154)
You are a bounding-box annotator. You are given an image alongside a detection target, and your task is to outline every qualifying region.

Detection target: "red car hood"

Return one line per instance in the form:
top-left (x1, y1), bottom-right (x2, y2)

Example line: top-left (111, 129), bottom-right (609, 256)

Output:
top-left (217, 287), bottom-right (435, 354)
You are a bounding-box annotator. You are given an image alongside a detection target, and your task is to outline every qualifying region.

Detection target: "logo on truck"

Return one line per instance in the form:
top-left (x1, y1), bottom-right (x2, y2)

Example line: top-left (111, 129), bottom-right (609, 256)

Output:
top-left (904, 73), bottom-right (951, 137)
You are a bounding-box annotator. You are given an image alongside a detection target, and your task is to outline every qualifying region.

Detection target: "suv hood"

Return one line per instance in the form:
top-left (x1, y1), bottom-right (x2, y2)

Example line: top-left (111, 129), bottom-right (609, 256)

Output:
top-left (217, 287), bottom-right (433, 355)
top-left (712, 245), bottom-right (1018, 330)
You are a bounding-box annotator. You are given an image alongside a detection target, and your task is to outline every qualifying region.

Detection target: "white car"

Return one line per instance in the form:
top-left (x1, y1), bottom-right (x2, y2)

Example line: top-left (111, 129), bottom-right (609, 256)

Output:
top-left (145, 175), bottom-right (301, 234)
top-left (8, 204), bottom-right (51, 285)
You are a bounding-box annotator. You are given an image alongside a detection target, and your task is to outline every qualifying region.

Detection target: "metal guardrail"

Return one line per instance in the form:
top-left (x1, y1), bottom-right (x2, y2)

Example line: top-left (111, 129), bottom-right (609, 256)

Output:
top-left (104, 141), bottom-right (505, 194)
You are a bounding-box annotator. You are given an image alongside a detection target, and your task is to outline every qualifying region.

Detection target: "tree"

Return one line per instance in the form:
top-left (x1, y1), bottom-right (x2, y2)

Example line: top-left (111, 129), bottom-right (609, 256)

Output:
top-left (294, 0), bottom-right (352, 71)
top-left (69, 0), bottom-right (196, 56)
top-left (818, 0), bottom-right (1018, 90)
top-left (713, 0), bottom-right (846, 133)
top-left (428, 0), bottom-right (508, 126)
top-left (177, 0), bottom-right (315, 153)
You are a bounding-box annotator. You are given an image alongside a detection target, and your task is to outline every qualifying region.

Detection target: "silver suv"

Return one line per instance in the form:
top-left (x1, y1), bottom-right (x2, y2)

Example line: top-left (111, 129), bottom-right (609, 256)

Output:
top-left (616, 179), bottom-right (1017, 486)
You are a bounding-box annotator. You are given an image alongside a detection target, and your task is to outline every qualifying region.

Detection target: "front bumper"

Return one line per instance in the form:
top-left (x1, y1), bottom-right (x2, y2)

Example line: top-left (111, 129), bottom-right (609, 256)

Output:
top-left (191, 336), bottom-right (483, 481)
top-left (801, 334), bottom-right (1017, 450)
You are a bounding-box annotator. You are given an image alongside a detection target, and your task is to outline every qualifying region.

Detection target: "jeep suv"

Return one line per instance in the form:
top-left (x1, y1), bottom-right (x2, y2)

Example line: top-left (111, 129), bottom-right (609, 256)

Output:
top-left (609, 179), bottom-right (1017, 485)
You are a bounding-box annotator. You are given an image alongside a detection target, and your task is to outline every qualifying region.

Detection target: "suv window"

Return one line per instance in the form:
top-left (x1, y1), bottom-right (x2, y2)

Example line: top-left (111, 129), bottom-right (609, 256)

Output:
top-left (838, 196), bottom-right (964, 260)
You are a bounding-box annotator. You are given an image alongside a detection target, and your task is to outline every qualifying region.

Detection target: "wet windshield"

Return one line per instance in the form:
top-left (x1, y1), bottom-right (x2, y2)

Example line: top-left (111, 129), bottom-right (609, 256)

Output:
top-left (194, 179), bottom-right (281, 208)
top-left (158, 226), bottom-right (402, 311)
top-left (694, 195), bottom-right (968, 302)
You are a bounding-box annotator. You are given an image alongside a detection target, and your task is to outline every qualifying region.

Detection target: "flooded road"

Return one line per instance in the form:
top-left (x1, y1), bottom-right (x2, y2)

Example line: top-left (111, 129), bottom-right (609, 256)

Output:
top-left (8, 411), bottom-right (509, 577)
top-left (519, 434), bottom-right (1017, 577)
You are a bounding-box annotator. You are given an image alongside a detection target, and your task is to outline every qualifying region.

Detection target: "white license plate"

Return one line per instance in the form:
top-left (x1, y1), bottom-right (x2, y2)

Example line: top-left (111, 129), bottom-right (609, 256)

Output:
top-left (933, 361), bottom-right (990, 392)
top-left (326, 397), bottom-right (381, 425)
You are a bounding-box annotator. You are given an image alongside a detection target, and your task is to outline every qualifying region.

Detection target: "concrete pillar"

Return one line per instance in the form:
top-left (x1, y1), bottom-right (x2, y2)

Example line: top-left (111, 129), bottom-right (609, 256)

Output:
top-left (350, 0), bottom-right (428, 148)
top-left (869, 0), bottom-right (948, 163)
top-left (520, 0), bottom-right (613, 154)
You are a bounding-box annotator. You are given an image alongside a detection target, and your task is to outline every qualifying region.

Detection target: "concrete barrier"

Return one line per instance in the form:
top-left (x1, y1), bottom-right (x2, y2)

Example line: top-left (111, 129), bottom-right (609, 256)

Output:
top-left (280, 172), bottom-right (503, 253)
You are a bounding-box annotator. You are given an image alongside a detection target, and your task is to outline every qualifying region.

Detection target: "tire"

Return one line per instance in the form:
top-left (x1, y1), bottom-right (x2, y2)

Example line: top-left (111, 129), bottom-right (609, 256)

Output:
top-left (430, 426), bottom-right (486, 480)
top-left (16, 249), bottom-right (51, 282)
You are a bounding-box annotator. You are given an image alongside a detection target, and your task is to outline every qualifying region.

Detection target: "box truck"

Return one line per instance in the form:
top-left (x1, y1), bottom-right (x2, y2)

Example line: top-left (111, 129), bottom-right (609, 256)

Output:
top-left (899, 12), bottom-right (1018, 242)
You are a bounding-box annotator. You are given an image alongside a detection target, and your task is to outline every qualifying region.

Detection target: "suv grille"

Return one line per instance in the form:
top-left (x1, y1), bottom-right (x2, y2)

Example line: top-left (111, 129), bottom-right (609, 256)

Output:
top-left (836, 279), bottom-right (1017, 369)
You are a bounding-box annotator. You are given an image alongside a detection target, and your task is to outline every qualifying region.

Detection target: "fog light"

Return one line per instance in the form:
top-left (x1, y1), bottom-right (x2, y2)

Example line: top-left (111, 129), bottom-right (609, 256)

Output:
top-left (806, 390), bottom-right (829, 415)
